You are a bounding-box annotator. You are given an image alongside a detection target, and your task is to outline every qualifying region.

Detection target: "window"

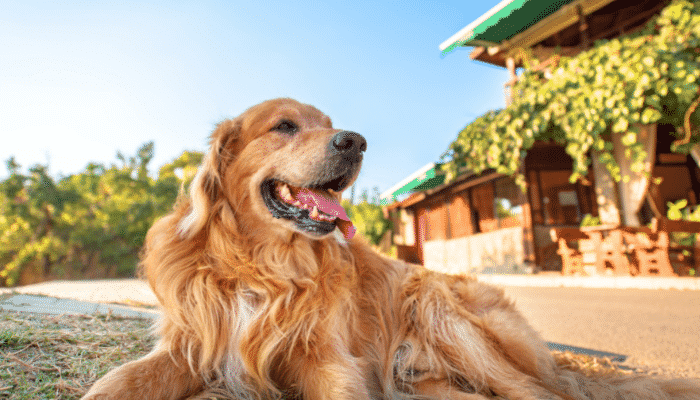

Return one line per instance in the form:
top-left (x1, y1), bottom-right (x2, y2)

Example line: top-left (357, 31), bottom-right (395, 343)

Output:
top-left (494, 177), bottom-right (525, 228)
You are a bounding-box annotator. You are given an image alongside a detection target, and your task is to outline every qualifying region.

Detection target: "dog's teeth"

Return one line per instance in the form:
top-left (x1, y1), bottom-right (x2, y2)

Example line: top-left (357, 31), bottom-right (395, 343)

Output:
top-left (279, 184), bottom-right (295, 203)
top-left (311, 206), bottom-right (319, 219)
top-left (280, 184), bottom-right (291, 198)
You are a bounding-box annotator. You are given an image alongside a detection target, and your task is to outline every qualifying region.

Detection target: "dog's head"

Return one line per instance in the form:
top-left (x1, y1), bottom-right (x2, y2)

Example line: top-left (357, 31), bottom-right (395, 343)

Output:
top-left (178, 98), bottom-right (365, 241)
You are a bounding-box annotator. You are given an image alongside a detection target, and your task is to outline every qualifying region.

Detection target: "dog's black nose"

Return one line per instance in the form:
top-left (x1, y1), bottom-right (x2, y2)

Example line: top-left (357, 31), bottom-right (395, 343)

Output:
top-left (331, 131), bottom-right (367, 154)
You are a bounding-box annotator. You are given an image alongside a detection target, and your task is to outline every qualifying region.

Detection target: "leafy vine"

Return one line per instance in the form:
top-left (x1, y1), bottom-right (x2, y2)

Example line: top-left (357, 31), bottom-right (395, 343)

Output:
top-left (441, 0), bottom-right (700, 187)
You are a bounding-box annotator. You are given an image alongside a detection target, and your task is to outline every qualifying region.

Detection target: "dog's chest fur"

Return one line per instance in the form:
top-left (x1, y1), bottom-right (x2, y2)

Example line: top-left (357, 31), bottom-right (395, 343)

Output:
top-left (221, 282), bottom-right (359, 398)
top-left (222, 290), bottom-right (261, 398)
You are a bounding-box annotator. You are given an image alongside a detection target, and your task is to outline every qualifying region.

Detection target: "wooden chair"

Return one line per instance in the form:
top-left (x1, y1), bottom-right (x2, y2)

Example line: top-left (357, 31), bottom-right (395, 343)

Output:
top-left (655, 218), bottom-right (700, 275)
top-left (550, 228), bottom-right (589, 275)
top-left (585, 229), bottom-right (629, 275)
top-left (625, 229), bottom-right (674, 276)
top-left (621, 217), bottom-right (700, 276)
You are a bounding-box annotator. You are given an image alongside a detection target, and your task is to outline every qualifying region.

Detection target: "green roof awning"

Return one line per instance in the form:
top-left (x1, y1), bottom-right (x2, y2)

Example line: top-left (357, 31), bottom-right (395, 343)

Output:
top-left (380, 163), bottom-right (445, 206)
top-left (440, 0), bottom-right (578, 54)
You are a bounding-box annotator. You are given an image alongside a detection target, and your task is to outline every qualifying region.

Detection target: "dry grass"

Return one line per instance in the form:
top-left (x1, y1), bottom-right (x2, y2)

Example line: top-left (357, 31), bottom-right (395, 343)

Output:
top-left (553, 350), bottom-right (627, 377)
top-left (0, 310), bottom-right (637, 400)
top-left (0, 310), bottom-right (155, 399)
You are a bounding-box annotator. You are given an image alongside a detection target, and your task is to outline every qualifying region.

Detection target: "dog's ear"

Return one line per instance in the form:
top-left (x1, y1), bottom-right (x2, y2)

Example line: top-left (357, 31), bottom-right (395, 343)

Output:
top-left (178, 118), bottom-right (241, 239)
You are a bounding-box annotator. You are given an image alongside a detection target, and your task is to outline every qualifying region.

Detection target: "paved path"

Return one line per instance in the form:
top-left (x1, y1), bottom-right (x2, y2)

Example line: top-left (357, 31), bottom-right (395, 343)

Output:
top-left (0, 279), bottom-right (159, 306)
top-left (502, 286), bottom-right (700, 378)
top-left (477, 273), bottom-right (700, 290)
top-left (0, 293), bottom-right (159, 319)
top-left (0, 279), bottom-right (160, 320)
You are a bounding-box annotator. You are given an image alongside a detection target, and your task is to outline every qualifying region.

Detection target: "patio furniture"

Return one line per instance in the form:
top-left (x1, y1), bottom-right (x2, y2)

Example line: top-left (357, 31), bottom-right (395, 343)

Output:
top-left (622, 226), bottom-right (673, 276)
top-left (581, 226), bottom-right (629, 275)
top-left (657, 218), bottom-right (700, 272)
top-left (550, 227), bottom-right (588, 275)
top-left (551, 225), bottom-right (631, 275)
top-left (623, 218), bottom-right (700, 276)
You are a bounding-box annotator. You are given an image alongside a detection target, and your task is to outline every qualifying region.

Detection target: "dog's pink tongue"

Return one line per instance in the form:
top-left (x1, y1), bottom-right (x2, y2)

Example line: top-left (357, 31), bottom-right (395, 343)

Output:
top-left (296, 188), bottom-right (356, 240)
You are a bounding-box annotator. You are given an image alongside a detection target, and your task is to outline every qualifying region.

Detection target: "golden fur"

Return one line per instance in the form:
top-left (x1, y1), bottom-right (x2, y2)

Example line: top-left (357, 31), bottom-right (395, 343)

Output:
top-left (82, 98), bottom-right (700, 400)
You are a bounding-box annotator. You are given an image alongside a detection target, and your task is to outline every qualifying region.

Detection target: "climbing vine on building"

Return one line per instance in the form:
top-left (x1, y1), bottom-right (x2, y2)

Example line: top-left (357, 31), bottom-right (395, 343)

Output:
top-left (441, 0), bottom-right (700, 187)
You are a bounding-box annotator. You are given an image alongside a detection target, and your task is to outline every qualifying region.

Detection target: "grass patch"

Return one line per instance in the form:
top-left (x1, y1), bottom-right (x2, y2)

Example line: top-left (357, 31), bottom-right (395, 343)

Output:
top-left (0, 310), bottom-right (155, 400)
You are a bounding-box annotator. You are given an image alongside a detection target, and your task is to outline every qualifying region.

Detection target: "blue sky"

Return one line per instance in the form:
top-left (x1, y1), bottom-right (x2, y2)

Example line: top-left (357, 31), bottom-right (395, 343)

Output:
top-left (1, 1), bottom-right (509, 200)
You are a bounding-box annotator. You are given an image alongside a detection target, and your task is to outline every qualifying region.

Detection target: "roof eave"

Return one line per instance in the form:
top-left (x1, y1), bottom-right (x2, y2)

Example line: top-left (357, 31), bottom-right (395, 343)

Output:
top-left (439, 0), bottom-right (517, 54)
top-left (441, 0), bottom-right (617, 58)
top-left (501, 0), bottom-right (616, 50)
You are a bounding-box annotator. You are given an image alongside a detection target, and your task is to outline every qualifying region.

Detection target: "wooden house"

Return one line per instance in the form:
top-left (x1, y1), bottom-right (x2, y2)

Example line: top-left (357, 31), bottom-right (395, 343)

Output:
top-left (381, 0), bottom-right (700, 274)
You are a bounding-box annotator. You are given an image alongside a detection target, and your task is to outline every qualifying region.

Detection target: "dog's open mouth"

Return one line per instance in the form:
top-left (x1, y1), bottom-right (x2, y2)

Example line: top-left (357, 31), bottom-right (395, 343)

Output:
top-left (261, 179), bottom-right (356, 239)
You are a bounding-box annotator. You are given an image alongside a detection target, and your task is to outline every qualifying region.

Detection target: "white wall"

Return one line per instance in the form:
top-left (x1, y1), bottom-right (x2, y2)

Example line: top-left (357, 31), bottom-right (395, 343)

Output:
top-left (423, 227), bottom-right (525, 275)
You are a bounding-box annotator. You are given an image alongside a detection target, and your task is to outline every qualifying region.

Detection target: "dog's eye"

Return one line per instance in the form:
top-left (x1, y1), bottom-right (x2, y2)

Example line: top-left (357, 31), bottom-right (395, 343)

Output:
top-left (273, 120), bottom-right (298, 134)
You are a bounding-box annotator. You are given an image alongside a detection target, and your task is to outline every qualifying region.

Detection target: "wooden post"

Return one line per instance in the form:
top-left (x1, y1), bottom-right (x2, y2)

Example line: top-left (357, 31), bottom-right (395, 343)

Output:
top-left (505, 57), bottom-right (517, 106)
top-left (577, 4), bottom-right (589, 49)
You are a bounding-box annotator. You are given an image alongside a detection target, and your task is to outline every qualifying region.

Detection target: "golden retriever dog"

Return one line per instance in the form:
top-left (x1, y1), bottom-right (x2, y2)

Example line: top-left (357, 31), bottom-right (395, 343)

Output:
top-left (82, 98), bottom-right (700, 400)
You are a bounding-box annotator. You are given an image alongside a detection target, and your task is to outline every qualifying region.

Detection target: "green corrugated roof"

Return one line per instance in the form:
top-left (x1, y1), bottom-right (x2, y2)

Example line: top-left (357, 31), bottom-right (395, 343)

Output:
top-left (440, 0), bottom-right (578, 54)
top-left (380, 164), bottom-right (445, 206)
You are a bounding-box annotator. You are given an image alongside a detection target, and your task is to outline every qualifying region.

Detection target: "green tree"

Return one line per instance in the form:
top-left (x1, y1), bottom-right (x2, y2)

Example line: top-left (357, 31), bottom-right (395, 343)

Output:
top-left (0, 143), bottom-right (204, 287)
top-left (343, 187), bottom-right (392, 246)
top-left (0, 161), bottom-right (69, 285)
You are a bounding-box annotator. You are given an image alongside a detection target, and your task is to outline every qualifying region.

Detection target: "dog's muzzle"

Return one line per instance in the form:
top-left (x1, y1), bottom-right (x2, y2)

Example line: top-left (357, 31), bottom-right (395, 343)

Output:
top-left (261, 131), bottom-right (366, 239)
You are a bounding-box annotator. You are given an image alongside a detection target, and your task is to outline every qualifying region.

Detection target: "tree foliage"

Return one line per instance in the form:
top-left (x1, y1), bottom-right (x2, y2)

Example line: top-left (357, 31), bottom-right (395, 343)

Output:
top-left (0, 144), bottom-right (202, 287)
top-left (441, 0), bottom-right (700, 186)
top-left (0, 144), bottom-right (391, 286)
top-left (342, 187), bottom-right (392, 246)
